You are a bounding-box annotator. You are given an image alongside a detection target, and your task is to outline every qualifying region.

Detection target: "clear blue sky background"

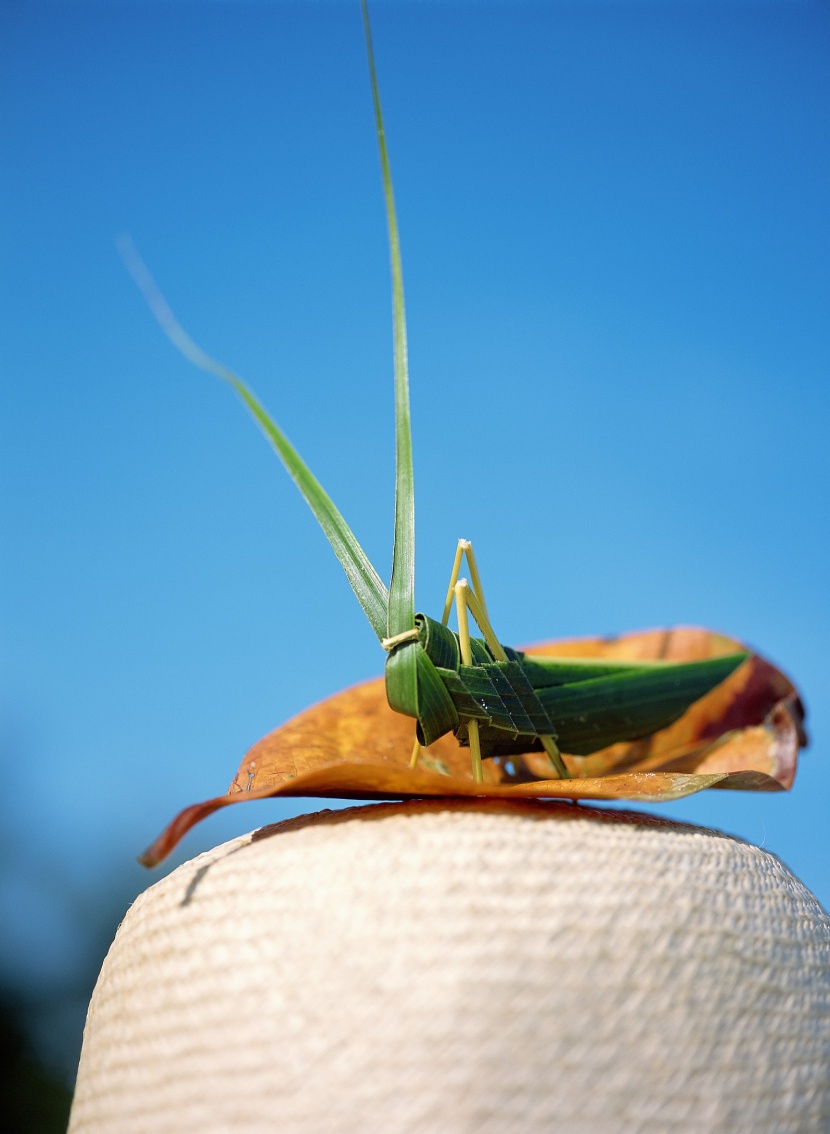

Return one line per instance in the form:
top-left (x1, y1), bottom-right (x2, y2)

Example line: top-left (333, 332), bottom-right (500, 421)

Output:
top-left (2, 0), bottom-right (829, 1079)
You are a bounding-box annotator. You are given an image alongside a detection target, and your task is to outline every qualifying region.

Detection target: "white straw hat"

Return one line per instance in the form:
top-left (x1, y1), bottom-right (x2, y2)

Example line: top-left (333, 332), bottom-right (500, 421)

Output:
top-left (69, 800), bottom-right (830, 1133)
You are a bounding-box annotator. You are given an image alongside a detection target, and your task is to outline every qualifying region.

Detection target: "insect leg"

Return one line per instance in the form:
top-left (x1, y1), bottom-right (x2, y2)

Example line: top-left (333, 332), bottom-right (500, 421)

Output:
top-left (459, 580), bottom-right (571, 781)
top-left (463, 584), bottom-right (508, 662)
top-left (461, 540), bottom-right (491, 623)
top-left (538, 735), bottom-right (570, 780)
top-left (455, 580), bottom-right (484, 784)
top-left (441, 538), bottom-right (491, 625)
top-left (409, 738), bottom-right (421, 769)
top-left (441, 539), bottom-right (468, 625)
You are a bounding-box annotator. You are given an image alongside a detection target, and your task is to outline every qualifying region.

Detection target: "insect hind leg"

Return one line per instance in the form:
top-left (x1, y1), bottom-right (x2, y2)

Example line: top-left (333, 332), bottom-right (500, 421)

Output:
top-left (411, 538), bottom-right (485, 772)
top-left (441, 538), bottom-right (491, 626)
top-left (454, 579), bottom-right (484, 784)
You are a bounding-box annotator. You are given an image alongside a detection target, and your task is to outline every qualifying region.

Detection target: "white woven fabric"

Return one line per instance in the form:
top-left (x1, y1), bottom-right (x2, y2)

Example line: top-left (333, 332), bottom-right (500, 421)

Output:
top-left (69, 800), bottom-right (830, 1134)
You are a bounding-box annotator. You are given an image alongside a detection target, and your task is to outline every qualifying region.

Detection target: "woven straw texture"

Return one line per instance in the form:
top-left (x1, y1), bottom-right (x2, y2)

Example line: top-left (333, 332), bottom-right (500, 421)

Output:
top-left (70, 800), bottom-right (830, 1134)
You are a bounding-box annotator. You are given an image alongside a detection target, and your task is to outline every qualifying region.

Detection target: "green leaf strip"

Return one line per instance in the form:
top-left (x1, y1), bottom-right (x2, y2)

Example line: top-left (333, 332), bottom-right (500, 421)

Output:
top-left (384, 642), bottom-right (457, 747)
top-left (520, 654), bottom-right (705, 688)
top-left (415, 613), bottom-right (460, 670)
top-left (414, 649), bottom-right (460, 745)
top-left (118, 235), bottom-right (389, 641)
top-left (533, 652), bottom-right (748, 756)
top-left (361, 0), bottom-right (415, 639)
top-left (438, 662), bottom-right (556, 739)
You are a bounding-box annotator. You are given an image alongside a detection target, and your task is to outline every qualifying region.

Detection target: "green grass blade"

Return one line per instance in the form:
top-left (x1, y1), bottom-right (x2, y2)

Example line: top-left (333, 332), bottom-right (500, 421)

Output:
top-left (118, 235), bottom-right (389, 641)
top-left (361, 0), bottom-right (415, 639)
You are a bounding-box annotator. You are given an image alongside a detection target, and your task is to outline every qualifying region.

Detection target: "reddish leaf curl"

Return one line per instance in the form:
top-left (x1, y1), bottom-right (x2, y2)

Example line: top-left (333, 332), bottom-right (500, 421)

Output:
top-left (139, 626), bottom-right (805, 867)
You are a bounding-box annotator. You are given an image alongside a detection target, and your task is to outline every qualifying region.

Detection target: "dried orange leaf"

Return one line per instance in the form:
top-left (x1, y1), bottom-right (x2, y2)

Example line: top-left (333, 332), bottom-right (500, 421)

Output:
top-left (139, 626), bottom-right (805, 867)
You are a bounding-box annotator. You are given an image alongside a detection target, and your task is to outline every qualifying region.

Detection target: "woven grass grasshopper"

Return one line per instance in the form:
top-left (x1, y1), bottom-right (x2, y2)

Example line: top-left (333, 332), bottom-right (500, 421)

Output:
top-left (122, 1), bottom-right (747, 792)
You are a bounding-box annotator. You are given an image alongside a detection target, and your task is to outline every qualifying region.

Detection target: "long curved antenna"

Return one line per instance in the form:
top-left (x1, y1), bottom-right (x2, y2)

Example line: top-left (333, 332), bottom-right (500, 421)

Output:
top-left (118, 234), bottom-right (389, 641)
top-left (362, 0), bottom-right (414, 639)
top-left (362, 0), bottom-right (419, 717)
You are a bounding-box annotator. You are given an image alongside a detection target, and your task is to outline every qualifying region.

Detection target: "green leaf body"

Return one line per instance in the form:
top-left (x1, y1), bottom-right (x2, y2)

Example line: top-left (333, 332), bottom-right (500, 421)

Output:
top-left (386, 614), bottom-right (748, 759)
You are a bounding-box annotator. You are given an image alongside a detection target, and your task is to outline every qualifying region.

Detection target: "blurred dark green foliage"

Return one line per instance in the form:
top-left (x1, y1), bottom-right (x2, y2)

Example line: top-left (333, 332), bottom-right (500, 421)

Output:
top-left (1, 992), bottom-right (72, 1133)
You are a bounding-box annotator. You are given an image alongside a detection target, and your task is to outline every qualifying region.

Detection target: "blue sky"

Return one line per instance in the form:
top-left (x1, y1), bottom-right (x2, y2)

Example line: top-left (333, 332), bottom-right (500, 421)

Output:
top-left (2, 0), bottom-right (829, 1076)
